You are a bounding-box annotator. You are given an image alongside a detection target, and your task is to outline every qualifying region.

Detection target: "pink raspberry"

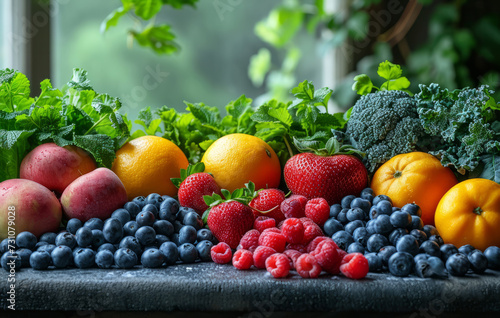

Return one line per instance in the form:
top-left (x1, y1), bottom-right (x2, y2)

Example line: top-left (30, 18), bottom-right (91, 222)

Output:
top-left (281, 218), bottom-right (304, 244)
top-left (262, 227), bottom-right (281, 234)
top-left (301, 220), bottom-right (324, 245)
top-left (277, 220), bottom-right (285, 230)
top-left (307, 236), bottom-right (336, 253)
top-left (254, 216), bottom-right (276, 233)
top-left (340, 253), bottom-right (369, 279)
top-left (280, 194), bottom-right (308, 218)
top-left (285, 243), bottom-right (307, 253)
top-left (211, 242), bottom-right (232, 264)
top-left (237, 229), bottom-right (260, 252)
top-left (305, 198), bottom-right (330, 226)
top-left (313, 240), bottom-right (341, 274)
top-left (265, 253), bottom-right (291, 278)
top-left (296, 254), bottom-right (322, 278)
top-left (253, 246), bottom-right (277, 269)
top-left (283, 249), bottom-right (302, 268)
top-left (232, 249), bottom-right (253, 270)
top-left (258, 230), bottom-right (286, 253)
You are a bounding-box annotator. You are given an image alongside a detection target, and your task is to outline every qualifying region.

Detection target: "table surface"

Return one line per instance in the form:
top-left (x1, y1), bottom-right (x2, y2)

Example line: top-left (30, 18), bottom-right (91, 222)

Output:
top-left (1, 263), bottom-right (500, 312)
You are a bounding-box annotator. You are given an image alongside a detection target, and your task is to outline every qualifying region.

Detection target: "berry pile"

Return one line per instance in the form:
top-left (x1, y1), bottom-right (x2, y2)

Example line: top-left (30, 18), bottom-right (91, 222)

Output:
top-left (323, 188), bottom-right (500, 277)
top-left (0, 193), bottom-right (218, 271)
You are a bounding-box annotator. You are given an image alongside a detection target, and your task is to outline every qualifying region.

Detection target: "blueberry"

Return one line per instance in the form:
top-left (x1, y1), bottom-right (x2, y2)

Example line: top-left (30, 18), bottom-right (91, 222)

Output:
top-left (388, 252), bottom-right (414, 277)
top-left (360, 188), bottom-right (374, 203)
top-left (414, 259), bottom-right (432, 278)
top-left (159, 198), bottom-right (180, 222)
top-left (365, 252), bottom-right (383, 272)
top-left (396, 235), bottom-right (419, 256)
top-left (55, 232), bottom-right (77, 249)
top-left (162, 195), bottom-right (172, 201)
top-left (346, 208), bottom-right (365, 222)
top-left (484, 246), bottom-right (500, 270)
top-left (446, 253), bottom-right (470, 276)
top-left (111, 208), bottom-right (131, 226)
top-left (178, 243), bottom-right (198, 263)
top-left (353, 227), bottom-right (369, 246)
top-left (75, 227), bottom-right (93, 247)
top-left (369, 204), bottom-right (391, 220)
top-left (179, 225), bottom-right (197, 245)
top-left (124, 201), bottom-right (141, 218)
top-left (91, 229), bottom-right (106, 248)
top-left (336, 209), bottom-right (349, 224)
top-left (410, 229), bottom-right (427, 245)
top-left (419, 240), bottom-right (441, 257)
top-left (29, 251), bottom-right (51, 270)
top-left (414, 253), bottom-right (429, 263)
top-left (389, 228), bottom-right (408, 246)
top-left (146, 193), bottom-right (164, 208)
top-left (440, 244), bottom-right (459, 262)
top-left (347, 242), bottom-right (365, 254)
top-left (142, 204), bottom-right (159, 219)
top-left (173, 221), bottom-right (183, 233)
top-left (427, 256), bottom-right (447, 278)
top-left (468, 250), bottom-right (488, 274)
top-left (66, 218), bottom-right (83, 235)
top-left (374, 214), bottom-right (393, 235)
top-left (141, 248), bottom-right (165, 268)
top-left (114, 248), bottom-right (138, 269)
top-left (97, 243), bottom-right (117, 254)
top-left (331, 231), bottom-right (354, 251)
top-left (136, 211), bottom-right (156, 227)
top-left (329, 204), bottom-right (342, 218)
top-left (119, 236), bottom-right (143, 257)
top-left (410, 215), bottom-right (424, 230)
top-left (95, 250), bottom-right (114, 269)
top-left (39, 233), bottom-right (57, 245)
top-left (360, 188), bottom-right (374, 197)
top-left (84, 218), bottom-right (104, 231)
top-left (160, 241), bottom-right (179, 265)
top-left (34, 241), bottom-right (48, 250)
top-left (37, 244), bottom-right (56, 254)
top-left (428, 234), bottom-right (444, 246)
top-left (350, 198), bottom-right (371, 215)
top-left (135, 226), bottom-right (156, 246)
top-left (171, 233), bottom-right (181, 246)
top-left (16, 248), bottom-right (32, 267)
top-left (1, 251), bottom-right (21, 271)
top-left (183, 212), bottom-right (203, 230)
top-left (366, 234), bottom-right (388, 253)
top-left (196, 240), bottom-right (213, 262)
top-left (344, 220), bottom-right (364, 235)
top-left (389, 211), bottom-right (411, 229)
top-left (153, 220), bottom-right (174, 237)
top-left (372, 195), bottom-right (392, 206)
top-left (103, 218), bottom-right (124, 244)
top-left (458, 244), bottom-right (476, 256)
top-left (401, 203), bottom-right (422, 217)
top-left (365, 220), bottom-right (376, 235)
top-left (123, 221), bottom-right (139, 237)
top-left (422, 225), bottom-right (439, 238)
top-left (375, 200), bottom-right (392, 215)
top-left (155, 235), bottom-right (170, 247)
top-left (132, 196), bottom-right (147, 209)
top-left (378, 245), bottom-right (397, 266)
top-left (177, 207), bottom-right (196, 221)
top-left (73, 247), bottom-right (84, 257)
top-left (51, 245), bottom-right (73, 268)
top-left (197, 229), bottom-right (216, 244)
top-left (16, 231), bottom-right (37, 250)
top-left (341, 195), bottom-right (356, 209)
top-left (74, 248), bottom-right (95, 268)
top-left (392, 207), bottom-right (401, 213)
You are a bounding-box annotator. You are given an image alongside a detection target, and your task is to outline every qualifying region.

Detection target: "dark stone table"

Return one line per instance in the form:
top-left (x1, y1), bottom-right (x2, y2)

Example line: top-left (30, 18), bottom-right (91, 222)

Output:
top-left (1, 263), bottom-right (500, 313)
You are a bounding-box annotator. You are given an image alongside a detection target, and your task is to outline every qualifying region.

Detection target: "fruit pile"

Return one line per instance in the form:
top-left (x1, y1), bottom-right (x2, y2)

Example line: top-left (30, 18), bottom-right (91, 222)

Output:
top-left (0, 193), bottom-right (218, 271)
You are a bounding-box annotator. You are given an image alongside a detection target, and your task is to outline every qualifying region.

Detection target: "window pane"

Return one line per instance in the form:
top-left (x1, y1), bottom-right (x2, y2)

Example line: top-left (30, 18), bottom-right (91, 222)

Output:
top-left (52, 0), bottom-right (320, 119)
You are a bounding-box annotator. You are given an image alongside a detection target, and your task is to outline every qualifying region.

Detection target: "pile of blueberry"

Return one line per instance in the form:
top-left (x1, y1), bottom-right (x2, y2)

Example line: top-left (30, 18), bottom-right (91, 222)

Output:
top-left (0, 193), bottom-right (217, 271)
top-left (323, 188), bottom-right (500, 278)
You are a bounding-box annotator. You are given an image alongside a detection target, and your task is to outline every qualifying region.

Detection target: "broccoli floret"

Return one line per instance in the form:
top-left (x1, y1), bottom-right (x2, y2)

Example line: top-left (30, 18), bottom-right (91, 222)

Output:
top-left (346, 90), bottom-right (425, 173)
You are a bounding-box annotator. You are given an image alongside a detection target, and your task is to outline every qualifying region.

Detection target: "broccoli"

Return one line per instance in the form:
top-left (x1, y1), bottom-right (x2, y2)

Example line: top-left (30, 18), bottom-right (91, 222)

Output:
top-left (346, 90), bottom-right (425, 173)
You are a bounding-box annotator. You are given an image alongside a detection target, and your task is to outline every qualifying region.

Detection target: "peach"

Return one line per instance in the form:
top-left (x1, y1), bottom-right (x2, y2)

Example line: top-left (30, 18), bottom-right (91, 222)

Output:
top-left (61, 168), bottom-right (128, 222)
top-left (0, 179), bottom-right (62, 240)
top-left (20, 143), bottom-right (97, 195)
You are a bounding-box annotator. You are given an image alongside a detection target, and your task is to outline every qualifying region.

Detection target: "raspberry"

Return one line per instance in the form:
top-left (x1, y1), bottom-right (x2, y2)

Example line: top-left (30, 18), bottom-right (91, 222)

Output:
top-left (307, 236), bottom-right (335, 253)
top-left (283, 249), bottom-right (302, 268)
top-left (296, 254), bottom-right (322, 278)
top-left (265, 253), bottom-right (291, 278)
top-left (211, 242), bottom-right (232, 264)
top-left (337, 248), bottom-right (347, 260)
top-left (277, 220), bottom-right (285, 230)
top-left (258, 230), bottom-right (286, 253)
top-left (237, 229), bottom-right (260, 252)
top-left (285, 243), bottom-right (307, 253)
top-left (262, 227), bottom-right (281, 234)
top-left (254, 216), bottom-right (276, 233)
top-left (314, 240), bottom-right (341, 274)
top-left (301, 221), bottom-right (324, 245)
top-left (253, 246), bottom-right (277, 269)
top-left (281, 218), bottom-right (304, 244)
top-left (232, 249), bottom-right (253, 270)
top-left (305, 198), bottom-right (330, 226)
top-left (340, 253), bottom-right (369, 279)
top-left (281, 194), bottom-right (308, 218)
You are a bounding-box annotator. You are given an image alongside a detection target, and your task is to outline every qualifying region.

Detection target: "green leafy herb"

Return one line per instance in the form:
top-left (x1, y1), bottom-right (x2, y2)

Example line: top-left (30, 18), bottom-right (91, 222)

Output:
top-left (352, 60), bottom-right (411, 95)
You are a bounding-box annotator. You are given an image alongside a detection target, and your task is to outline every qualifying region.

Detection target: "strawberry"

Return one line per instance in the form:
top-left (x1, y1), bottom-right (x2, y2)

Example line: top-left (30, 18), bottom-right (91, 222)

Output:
top-left (207, 201), bottom-right (254, 249)
top-left (249, 189), bottom-right (286, 223)
top-left (284, 139), bottom-right (368, 205)
top-left (172, 163), bottom-right (222, 215)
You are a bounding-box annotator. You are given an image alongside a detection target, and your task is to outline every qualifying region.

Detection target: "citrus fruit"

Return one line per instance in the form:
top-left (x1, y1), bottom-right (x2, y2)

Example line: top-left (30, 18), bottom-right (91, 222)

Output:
top-left (201, 133), bottom-right (281, 192)
top-left (371, 152), bottom-right (457, 225)
top-left (112, 136), bottom-right (188, 199)
top-left (435, 178), bottom-right (500, 251)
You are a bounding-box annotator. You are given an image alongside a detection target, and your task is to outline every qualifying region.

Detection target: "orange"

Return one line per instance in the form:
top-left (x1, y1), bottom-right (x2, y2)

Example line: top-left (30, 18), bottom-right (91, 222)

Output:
top-left (435, 178), bottom-right (500, 251)
top-left (112, 136), bottom-right (188, 199)
top-left (201, 133), bottom-right (281, 192)
top-left (371, 152), bottom-right (457, 225)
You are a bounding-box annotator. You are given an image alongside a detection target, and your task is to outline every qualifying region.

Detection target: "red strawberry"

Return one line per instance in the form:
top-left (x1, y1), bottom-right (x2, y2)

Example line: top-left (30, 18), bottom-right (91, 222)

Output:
top-left (249, 189), bottom-right (286, 222)
top-left (207, 201), bottom-right (255, 249)
top-left (284, 153), bottom-right (368, 205)
top-left (178, 173), bottom-right (222, 214)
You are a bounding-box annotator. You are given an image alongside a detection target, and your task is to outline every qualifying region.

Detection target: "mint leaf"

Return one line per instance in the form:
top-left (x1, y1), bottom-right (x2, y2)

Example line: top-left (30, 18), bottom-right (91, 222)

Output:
top-left (131, 24), bottom-right (179, 55)
top-left (377, 60), bottom-right (403, 81)
top-left (381, 77), bottom-right (411, 91)
top-left (352, 74), bottom-right (374, 95)
top-left (101, 3), bottom-right (132, 33)
top-left (133, 0), bottom-right (162, 20)
top-left (73, 134), bottom-right (116, 167)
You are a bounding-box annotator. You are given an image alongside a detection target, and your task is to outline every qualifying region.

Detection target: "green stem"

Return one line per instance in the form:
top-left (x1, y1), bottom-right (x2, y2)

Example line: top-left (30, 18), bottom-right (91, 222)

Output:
top-left (283, 135), bottom-right (294, 159)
